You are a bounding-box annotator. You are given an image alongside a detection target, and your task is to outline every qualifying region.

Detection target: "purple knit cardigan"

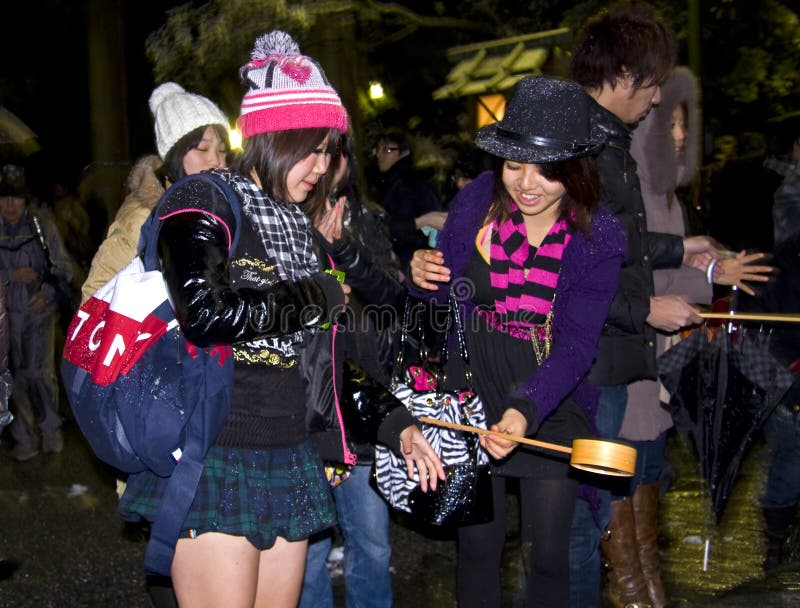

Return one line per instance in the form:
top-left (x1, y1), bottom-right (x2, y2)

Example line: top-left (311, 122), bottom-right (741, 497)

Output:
top-left (412, 171), bottom-right (626, 428)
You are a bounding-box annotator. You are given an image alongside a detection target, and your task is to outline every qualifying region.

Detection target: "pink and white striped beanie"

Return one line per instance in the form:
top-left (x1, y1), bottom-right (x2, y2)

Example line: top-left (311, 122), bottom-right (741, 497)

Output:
top-left (238, 31), bottom-right (348, 138)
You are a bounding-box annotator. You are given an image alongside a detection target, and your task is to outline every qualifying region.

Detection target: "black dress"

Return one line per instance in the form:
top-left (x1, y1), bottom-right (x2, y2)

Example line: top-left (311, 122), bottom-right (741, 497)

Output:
top-left (462, 249), bottom-right (592, 479)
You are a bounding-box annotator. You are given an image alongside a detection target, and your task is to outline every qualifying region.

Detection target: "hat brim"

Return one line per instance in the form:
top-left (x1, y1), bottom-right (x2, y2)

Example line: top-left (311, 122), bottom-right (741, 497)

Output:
top-left (475, 124), bottom-right (604, 164)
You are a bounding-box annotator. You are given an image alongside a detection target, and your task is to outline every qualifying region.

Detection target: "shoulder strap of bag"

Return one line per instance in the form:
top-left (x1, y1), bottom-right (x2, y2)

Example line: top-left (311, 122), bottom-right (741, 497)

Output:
top-left (141, 171), bottom-right (243, 270)
top-left (391, 289), bottom-right (474, 392)
top-left (448, 287), bottom-right (474, 390)
top-left (391, 296), bottom-right (420, 387)
top-left (140, 172), bottom-right (242, 576)
top-left (143, 421), bottom-right (207, 575)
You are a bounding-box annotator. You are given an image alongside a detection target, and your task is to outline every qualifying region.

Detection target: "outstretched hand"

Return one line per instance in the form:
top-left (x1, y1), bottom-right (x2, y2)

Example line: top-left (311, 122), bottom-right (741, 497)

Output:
top-left (398, 425), bottom-right (446, 493)
top-left (711, 250), bottom-right (773, 296)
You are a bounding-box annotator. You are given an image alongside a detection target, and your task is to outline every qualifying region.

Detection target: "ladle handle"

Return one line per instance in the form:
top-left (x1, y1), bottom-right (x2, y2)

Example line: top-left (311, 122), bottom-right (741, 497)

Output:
top-left (698, 311), bottom-right (800, 323)
top-left (418, 416), bottom-right (573, 455)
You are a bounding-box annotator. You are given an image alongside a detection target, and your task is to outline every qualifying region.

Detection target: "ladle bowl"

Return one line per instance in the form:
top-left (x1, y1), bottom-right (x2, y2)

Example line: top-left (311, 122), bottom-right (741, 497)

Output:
top-left (569, 438), bottom-right (637, 477)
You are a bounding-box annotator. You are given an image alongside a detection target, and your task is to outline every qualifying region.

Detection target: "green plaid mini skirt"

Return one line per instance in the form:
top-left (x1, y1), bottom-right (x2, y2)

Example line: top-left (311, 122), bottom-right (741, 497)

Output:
top-left (119, 441), bottom-right (336, 550)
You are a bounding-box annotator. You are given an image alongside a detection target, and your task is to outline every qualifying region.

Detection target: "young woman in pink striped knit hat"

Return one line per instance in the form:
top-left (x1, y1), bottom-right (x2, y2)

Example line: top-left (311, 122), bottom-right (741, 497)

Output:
top-left (118, 30), bottom-right (442, 607)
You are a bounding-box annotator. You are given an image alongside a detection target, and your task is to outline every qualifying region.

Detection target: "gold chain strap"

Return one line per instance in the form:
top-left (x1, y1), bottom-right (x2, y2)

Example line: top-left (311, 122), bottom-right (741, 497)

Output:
top-left (530, 305), bottom-right (554, 365)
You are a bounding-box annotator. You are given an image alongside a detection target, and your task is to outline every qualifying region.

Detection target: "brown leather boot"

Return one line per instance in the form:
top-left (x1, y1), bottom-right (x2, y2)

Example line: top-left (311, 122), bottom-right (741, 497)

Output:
top-left (633, 483), bottom-right (668, 608)
top-left (601, 497), bottom-right (653, 608)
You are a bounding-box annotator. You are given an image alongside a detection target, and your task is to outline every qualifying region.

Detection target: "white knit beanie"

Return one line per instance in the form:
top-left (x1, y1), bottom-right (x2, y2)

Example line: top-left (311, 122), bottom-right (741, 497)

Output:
top-left (149, 82), bottom-right (228, 159)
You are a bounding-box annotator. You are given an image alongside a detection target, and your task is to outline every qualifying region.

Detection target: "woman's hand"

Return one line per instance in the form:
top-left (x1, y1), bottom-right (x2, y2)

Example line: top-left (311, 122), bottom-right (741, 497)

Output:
top-left (410, 249), bottom-right (451, 290)
top-left (398, 425), bottom-right (446, 492)
top-left (314, 196), bottom-right (345, 243)
top-left (711, 250), bottom-right (773, 296)
top-left (479, 408), bottom-right (528, 460)
top-left (415, 211), bottom-right (448, 231)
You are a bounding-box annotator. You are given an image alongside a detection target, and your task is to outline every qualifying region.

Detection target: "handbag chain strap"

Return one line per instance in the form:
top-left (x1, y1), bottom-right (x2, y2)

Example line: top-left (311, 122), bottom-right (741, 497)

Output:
top-left (448, 288), bottom-right (474, 390)
top-left (391, 290), bottom-right (475, 395)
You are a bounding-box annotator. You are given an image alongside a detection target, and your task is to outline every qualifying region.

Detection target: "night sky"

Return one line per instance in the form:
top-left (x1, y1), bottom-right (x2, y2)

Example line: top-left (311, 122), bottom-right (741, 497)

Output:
top-left (0, 0), bottom-right (189, 198)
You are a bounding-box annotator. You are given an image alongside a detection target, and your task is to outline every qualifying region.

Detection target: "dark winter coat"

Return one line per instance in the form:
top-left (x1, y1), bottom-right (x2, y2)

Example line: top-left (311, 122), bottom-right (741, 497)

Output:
top-left (588, 100), bottom-right (685, 386)
top-left (308, 197), bottom-right (412, 462)
top-left (623, 67), bottom-right (712, 441)
top-left (378, 155), bottom-right (441, 267)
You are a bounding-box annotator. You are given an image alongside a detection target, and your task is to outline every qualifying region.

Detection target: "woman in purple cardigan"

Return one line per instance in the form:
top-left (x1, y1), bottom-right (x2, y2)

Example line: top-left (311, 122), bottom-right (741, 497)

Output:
top-left (410, 77), bottom-right (625, 607)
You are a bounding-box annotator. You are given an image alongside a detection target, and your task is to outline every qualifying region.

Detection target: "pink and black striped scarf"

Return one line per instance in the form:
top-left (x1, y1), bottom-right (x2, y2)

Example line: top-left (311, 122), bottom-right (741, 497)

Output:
top-left (488, 202), bottom-right (571, 331)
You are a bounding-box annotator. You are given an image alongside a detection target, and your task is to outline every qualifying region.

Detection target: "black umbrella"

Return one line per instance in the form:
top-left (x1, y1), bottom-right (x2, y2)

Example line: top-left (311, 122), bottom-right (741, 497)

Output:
top-left (658, 325), bottom-right (794, 522)
top-left (0, 107), bottom-right (40, 161)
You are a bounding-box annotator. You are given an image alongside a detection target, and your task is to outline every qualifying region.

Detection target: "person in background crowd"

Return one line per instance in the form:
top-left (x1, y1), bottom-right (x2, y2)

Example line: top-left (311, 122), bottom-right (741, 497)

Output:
top-left (118, 31), bottom-right (441, 608)
top-left (619, 66), bottom-right (711, 608)
top-left (448, 148), bottom-right (492, 198)
top-left (299, 133), bottom-right (410, 608)
top-left (764, 112), bottom-right (800, 246)
top-left (747, 112), bottom-right (800, 572)
top-left (374, 129), bottom-right (444, 267)
top-left (411, 76), bottom-right (625, 608)
top-left (567, 4), bottom-right (772, 607)
top-left (0, 279), bottom-right (17, 579)
top-left (81, 82), bottom-right (229, 302)
top-left (0, 164), bottom-right (72, 462)
top-left (51, 178), bottom-right (91, 287)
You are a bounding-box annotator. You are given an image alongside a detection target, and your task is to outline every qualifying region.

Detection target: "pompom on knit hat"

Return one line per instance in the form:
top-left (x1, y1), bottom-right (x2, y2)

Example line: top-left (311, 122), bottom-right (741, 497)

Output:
top-left (149, 82), bottom-right (228, 159)
top-left (237, 30), bottom-right (349, 139)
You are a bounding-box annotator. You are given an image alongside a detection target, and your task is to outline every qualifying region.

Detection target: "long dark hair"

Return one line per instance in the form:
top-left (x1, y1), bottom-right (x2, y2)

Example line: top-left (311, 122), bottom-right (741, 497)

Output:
top-left (233, 127), bottom-right (341, 209)
top-left (161, 124), bottom-right (229, 183)
top-left (304, 131), bottom-right (360, 221)
top-left (488, 155), bottom-right (601, 236)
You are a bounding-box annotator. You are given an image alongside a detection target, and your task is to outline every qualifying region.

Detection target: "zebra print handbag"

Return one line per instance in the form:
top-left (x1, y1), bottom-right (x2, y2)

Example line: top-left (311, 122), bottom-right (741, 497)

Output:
top-left (373, 291), bottom-right (493, 527)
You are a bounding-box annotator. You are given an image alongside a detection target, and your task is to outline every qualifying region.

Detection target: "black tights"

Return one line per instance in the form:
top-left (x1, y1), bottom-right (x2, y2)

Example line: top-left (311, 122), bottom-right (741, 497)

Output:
top-left (457, 475), bottom-right (577, 608)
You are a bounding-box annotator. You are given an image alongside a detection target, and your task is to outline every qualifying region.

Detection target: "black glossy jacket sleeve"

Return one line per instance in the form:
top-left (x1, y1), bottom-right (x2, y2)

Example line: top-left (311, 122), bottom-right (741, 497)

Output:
top-left (646, 231), bottom-right (684, 270)
top-left (158, 210), bottom-right (344, 347)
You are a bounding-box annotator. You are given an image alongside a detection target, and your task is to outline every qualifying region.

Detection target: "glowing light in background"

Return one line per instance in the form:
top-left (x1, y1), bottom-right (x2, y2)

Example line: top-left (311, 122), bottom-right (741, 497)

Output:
top-left (228, 125), bottom-right (242, 150)
top-left (369, 81), bottom-right (385, 101)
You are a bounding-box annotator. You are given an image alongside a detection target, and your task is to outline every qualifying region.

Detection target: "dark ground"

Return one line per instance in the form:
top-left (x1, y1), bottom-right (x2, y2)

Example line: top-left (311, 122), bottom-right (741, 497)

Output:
top-left (1, 421), bottom-right (799, 607)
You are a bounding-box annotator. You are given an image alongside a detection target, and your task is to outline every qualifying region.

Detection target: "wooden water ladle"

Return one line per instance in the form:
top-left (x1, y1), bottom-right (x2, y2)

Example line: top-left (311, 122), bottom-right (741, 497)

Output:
top-left (419, 416), bottom-right (637, 477)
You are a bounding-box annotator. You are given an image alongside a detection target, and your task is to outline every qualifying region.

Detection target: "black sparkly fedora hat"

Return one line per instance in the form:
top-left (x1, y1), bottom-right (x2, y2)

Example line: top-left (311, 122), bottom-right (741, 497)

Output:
top-left (475, 76), bottom-right (605, 164)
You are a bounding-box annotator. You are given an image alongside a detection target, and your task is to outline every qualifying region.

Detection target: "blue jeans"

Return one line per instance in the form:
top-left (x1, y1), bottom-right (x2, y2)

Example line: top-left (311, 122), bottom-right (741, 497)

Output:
top-left (628, 433), bottom-right (667, 488)
top-left (761, 400), bottom-right (800, 508)
top-left (299, 464), bottom-right (392, 608)
top-left (569, 384), bottom-right (627, 608)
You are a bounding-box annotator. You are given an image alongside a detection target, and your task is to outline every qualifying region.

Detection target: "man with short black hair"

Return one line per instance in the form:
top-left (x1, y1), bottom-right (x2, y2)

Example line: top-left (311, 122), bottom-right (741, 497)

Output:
top-left (568, 3), bottom-right (720, 607)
